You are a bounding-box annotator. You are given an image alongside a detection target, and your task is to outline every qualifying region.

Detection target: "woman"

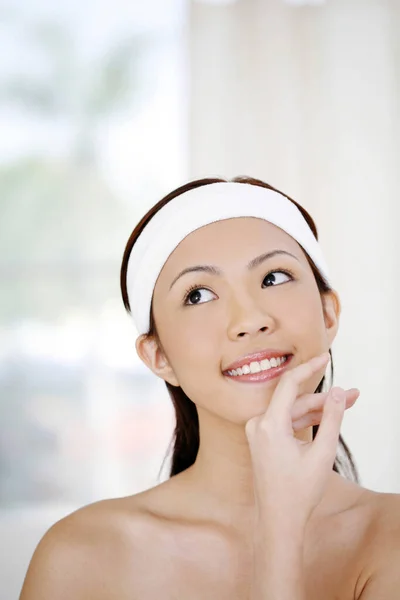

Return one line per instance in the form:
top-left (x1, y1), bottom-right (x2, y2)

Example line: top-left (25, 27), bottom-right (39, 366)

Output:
top-left (20, 177), bottom-right (400, 599)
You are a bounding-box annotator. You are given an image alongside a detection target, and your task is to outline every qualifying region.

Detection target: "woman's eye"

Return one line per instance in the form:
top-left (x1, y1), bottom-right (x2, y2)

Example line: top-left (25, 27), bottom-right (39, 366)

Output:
top-left (263, 270), bottom-right (293, 287)
top-left (183, 270), bottom-right (293, 305)
top-left (184, 287), bottom-right (215, 306)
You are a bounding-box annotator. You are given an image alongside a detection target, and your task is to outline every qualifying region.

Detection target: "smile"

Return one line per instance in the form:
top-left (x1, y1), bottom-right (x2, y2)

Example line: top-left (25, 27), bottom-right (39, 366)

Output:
top-left (223, 354), bottom-right (293, 383)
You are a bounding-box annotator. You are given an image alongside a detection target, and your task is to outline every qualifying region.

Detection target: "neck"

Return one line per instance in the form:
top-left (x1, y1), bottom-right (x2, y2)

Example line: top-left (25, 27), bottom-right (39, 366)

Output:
top-left (180, 407), bottom-right (342, 532)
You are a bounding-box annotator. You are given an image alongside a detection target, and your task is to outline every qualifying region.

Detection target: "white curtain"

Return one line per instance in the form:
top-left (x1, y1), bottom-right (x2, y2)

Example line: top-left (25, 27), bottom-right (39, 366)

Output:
top-left (189, 0), bottom-right (400, 492)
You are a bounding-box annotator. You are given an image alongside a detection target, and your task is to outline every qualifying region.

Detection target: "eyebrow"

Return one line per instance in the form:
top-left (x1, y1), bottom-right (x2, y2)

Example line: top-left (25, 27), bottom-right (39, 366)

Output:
top-left (169, 250), bottom-right (300, 291)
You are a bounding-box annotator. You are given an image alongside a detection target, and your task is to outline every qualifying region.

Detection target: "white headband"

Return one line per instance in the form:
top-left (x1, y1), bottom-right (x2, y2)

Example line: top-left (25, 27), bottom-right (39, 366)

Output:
top-left (126, 182), bottom-right (330, 334)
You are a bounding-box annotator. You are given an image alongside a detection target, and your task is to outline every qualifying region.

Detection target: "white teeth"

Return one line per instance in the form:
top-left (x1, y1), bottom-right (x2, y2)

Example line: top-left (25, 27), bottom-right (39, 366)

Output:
top-left (227, 355), bottom-right (288, 377)
top-left (260, 359), bottom-right (271, 370)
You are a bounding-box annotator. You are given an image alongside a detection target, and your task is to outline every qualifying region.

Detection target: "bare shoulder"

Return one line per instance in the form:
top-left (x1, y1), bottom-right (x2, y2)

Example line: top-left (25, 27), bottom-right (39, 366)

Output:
top-left (363, 489), bottom-right (400, 552)
top-left (19, 494), bottom-right (153, 600)
top-left (356, 489), bottom-right (400, 599)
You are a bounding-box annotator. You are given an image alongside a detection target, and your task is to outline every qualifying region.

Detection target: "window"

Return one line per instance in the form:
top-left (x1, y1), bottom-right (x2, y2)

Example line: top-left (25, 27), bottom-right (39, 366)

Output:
top-left (0, 1), bottom-right (187, 596)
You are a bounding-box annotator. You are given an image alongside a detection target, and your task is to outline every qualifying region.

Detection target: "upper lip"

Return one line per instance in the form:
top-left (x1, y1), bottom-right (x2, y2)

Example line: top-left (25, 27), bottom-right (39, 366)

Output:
top-left (222, 349), bottom-right (292, 373)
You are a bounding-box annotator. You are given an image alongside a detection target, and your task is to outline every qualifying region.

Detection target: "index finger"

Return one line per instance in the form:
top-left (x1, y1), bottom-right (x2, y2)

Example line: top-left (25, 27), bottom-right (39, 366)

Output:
top-left (264, 352), bottom-right (330, 432)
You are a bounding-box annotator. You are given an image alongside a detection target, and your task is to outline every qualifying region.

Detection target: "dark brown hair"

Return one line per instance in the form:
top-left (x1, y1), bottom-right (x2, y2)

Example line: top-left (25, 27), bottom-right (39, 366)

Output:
top-left (120, 176), bottom-right (360, 483)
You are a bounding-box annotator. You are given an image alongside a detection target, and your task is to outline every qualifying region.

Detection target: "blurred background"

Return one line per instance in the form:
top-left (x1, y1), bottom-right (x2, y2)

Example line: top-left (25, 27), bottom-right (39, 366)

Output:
top-left (1, 0), bottom-right (399, 597)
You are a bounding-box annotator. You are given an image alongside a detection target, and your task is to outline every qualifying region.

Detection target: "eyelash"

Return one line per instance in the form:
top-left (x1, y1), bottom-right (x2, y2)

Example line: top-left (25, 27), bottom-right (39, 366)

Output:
top-left (182, 268), bottom-right (296, 305)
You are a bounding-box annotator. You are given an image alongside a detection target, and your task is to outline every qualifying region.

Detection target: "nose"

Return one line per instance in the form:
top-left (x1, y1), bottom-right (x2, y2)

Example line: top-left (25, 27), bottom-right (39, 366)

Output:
top-left (226, 295), bottom-right (277, 340)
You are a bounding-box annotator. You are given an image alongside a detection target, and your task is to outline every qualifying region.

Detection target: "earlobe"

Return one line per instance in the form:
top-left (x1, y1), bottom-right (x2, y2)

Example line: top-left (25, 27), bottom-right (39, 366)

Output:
top-left (135, 334), bottom-right (180, 387)
top-left (323, 290), bottom-right (341, 345)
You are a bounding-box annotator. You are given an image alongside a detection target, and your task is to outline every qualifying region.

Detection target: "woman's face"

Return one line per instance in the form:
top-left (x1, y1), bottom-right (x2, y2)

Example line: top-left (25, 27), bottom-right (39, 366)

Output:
top-left (138, 217), bottom-right (340, 424)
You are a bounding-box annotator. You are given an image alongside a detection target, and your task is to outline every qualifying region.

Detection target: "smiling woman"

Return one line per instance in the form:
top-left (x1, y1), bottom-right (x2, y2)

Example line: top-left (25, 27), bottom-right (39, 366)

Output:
top-left (120, 176), bottom-right (359, 480)
top-left (19, 177), bottom-right (400, 600)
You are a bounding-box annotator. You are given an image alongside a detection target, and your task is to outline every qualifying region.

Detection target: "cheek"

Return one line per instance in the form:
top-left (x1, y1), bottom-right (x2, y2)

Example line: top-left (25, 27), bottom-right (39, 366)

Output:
top-left (168, 320), bottom-right (222, 403)
top-left (158, 310), bottom-right (220, 373)
top-left (179, 320), bottom-right (220, 367)
top-left (282, 289), bottom-right (326, 339)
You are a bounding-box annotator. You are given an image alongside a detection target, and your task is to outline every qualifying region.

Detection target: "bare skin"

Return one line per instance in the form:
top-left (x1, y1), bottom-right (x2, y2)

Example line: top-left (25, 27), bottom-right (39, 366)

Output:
top-left (19, 217), bottom-right (400, 599)
top-left (19, 472), bottom-right (399, 599)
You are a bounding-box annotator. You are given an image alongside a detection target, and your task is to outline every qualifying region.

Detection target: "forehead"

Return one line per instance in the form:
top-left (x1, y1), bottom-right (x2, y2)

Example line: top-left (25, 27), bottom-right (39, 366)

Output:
top-left (157, 217), bottom-right (306, 285)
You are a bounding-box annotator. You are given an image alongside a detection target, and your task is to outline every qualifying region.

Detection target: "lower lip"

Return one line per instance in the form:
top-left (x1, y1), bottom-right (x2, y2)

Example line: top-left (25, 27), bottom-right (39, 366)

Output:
top-left (223, 354), bottom-right (294, 383)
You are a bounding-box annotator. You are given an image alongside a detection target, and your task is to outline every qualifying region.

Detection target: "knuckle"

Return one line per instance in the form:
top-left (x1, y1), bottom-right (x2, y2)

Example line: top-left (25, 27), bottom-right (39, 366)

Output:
top-left (245, 419), bottom-right (256, 436)
top-left (310, 412), bottom-right (321, 426)
top-left (305, 395), bottom-right (317, 411)
top-left (259, 417), bottom-right (276, 436)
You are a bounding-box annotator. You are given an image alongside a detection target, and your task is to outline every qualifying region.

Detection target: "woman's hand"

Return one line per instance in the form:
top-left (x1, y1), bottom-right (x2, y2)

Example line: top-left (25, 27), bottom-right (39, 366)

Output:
top-left (245, 352), bottom-right (355, 529)
top-left (291, 387), bottom-right (359, 432)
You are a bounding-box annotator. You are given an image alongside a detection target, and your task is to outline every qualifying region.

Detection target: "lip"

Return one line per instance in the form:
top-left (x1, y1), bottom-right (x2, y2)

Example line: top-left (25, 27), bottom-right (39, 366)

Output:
top-left (223, 354), bottom-right (294, 384)
top-left (222, 349), bottom-right (293, 373)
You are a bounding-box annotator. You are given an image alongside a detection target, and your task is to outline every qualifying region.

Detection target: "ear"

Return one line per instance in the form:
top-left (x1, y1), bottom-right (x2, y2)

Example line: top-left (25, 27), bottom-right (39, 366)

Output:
top-left (322, 289), bottom-right (341, 347)
top-left (135, 334), bottom-right (180, 387)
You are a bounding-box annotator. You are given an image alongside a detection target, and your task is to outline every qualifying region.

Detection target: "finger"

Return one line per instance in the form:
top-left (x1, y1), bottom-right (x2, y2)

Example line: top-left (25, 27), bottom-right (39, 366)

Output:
top-left (292, 391), bottom-right (357, 432)
top-left (264, 352), bottom-right (330, 431)
top-left (309, 386), bottom-right (346, 470)
top-left (291, 388), bottom-right (359, 423)
top-left (292, 388), bottom-right (359, 422)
